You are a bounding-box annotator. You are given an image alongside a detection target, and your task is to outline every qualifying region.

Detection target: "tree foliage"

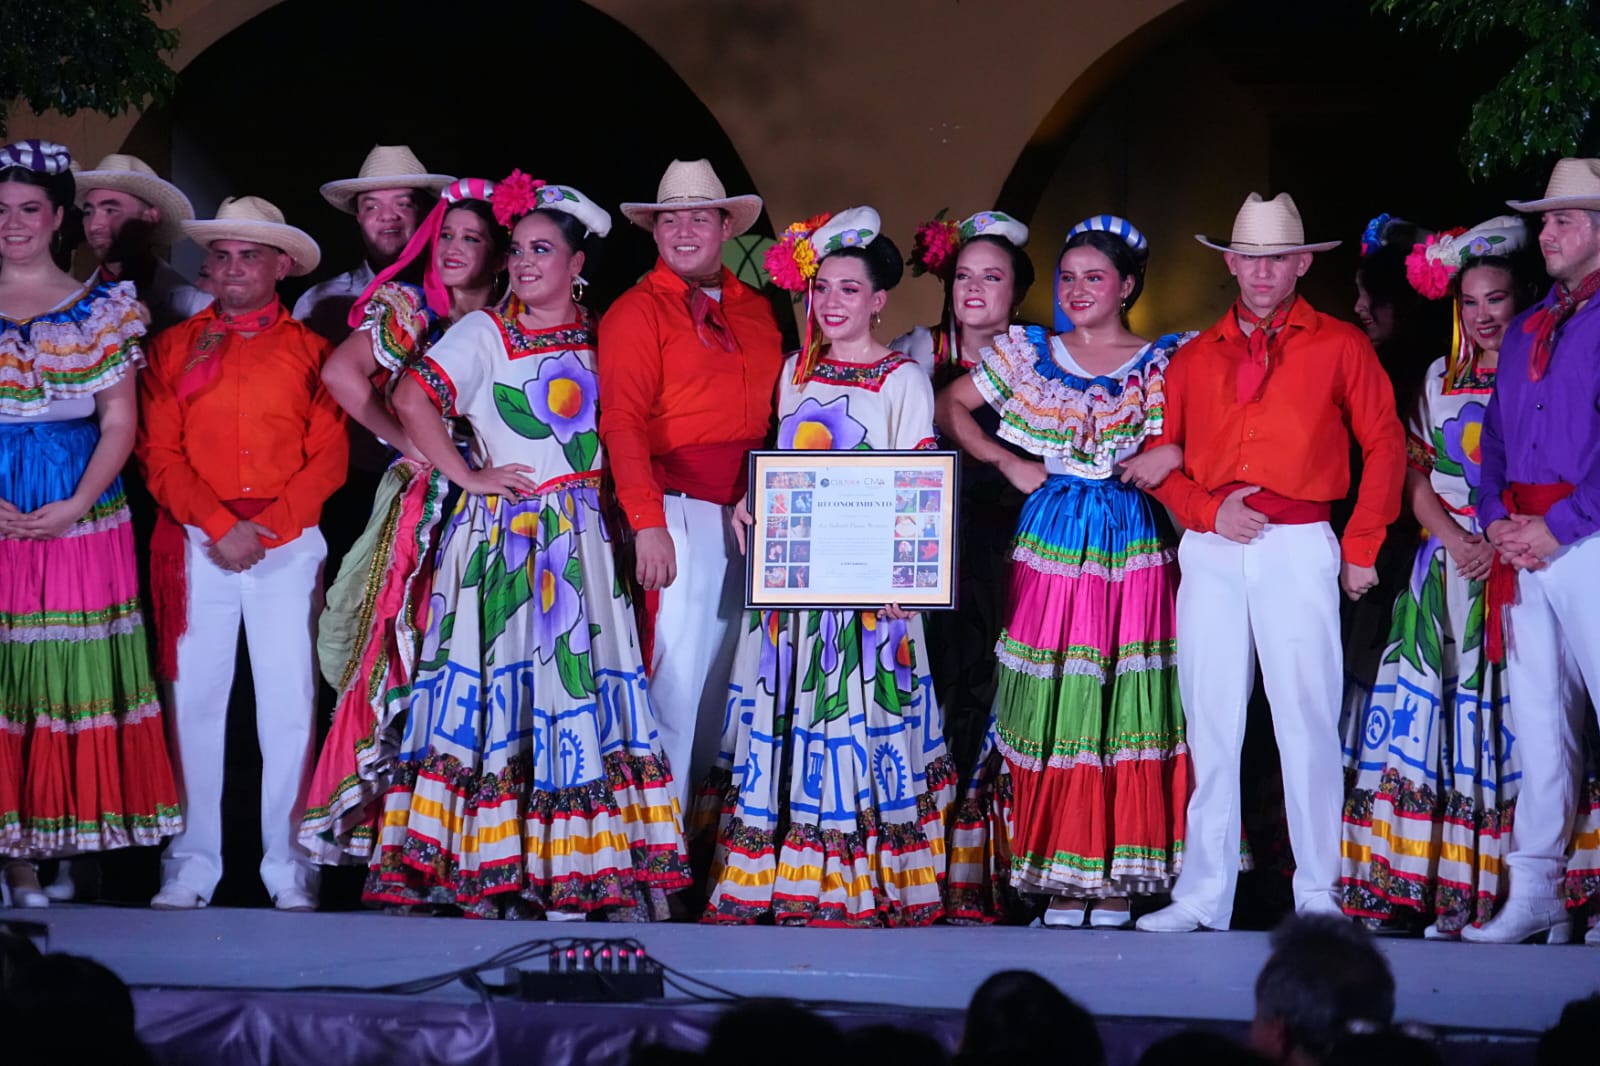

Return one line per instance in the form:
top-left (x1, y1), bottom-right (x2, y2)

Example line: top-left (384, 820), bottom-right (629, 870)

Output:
top-left (1376, 0), bottom-right (1600, 180)
top-left (0, 0), bottom-right (179, 138)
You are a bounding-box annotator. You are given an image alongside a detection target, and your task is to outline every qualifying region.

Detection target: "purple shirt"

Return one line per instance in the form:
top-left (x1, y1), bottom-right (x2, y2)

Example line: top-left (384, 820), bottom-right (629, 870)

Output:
top-left (1479, 288), bottom-right (1600, 544)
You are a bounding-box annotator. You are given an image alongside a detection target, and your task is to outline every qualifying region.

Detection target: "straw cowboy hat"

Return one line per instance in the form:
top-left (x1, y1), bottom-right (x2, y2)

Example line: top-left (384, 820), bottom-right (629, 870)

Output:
top-left (319, 145), bottom-right (454, 214)
top-left (1195, 192), bottom-right (1341, 255)
top-left (1507, 157), bottom-right (1600, 212)
top-left (182, 196), bottom-right (321, 276)
top-left (73, 154), bottom-right (195, 243)
top-left (620, 159), bottom-right (763, 236)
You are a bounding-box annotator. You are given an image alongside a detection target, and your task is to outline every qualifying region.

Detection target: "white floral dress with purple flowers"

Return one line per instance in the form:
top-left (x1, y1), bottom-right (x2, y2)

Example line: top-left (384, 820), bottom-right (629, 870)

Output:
top-left (1341, 354), bottom-right (1512, 932)
top-left (366, 305), bottom-right (690, 918)
top-left (695, 351), bottom-right (959, 927)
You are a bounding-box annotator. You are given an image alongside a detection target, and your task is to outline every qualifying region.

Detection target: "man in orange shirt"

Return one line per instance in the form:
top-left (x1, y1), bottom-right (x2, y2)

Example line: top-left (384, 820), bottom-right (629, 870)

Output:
top-left (137, 197), bottom-right (348, 912)
top-left (600, 160), bottom-right (783, 811)
top-left (1137, 193), bottom-right (1405, 933)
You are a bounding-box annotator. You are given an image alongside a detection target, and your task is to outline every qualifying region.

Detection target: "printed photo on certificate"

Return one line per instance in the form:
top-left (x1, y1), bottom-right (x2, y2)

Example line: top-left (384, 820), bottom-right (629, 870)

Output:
top-left (745, 450), bottom-right (960, 609)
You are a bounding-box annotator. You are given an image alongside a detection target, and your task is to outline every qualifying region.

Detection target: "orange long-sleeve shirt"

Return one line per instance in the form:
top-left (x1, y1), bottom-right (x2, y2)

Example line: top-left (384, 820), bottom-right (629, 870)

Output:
top-left (137, 306), bottom-right (348, 547)
top-left (1149, 297), bottom-right (1405, 567)
top-left (598, 260), bottom-right (784, 531)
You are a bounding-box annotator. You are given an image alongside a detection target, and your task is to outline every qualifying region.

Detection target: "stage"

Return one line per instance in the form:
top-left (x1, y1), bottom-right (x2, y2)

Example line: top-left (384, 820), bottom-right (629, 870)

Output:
top-left (30, 906), bottom-right (1590, 1065)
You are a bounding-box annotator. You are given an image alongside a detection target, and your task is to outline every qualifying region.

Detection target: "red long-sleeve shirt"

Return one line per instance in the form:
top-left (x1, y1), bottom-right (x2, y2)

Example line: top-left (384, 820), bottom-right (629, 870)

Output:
top-left (138, 307), bottom-right (347, 546)
top-left (597, 261), bottom-right (783, 531)
top-left (1150, 297), bottom-right (1405, 566)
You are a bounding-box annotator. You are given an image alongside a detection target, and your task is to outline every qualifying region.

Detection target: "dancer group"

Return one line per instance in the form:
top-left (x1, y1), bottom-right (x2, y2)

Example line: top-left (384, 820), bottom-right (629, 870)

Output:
top-left (1, 135), bottom-right (1597, 946)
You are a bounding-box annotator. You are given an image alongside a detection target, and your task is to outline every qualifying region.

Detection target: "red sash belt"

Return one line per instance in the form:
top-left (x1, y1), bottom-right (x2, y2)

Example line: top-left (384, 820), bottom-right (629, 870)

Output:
top-left (1486, 481), bottom-right (1575, 665)
top-left (650, 437), bottom-right (764, 507)
top-left (149, 497), bottom-right (278, 681)
top-left (1212, 482), bottom-right (1331, 525)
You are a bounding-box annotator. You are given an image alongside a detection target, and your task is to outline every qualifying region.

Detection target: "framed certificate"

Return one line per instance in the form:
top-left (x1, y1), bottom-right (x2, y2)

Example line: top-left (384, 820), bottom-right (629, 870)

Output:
top-left (744, 450), bottom-right (960, 610)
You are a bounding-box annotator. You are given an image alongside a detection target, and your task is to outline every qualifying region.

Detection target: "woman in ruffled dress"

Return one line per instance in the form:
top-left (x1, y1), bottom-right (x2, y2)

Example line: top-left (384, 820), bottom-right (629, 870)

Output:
top-left (697, 207), bottom-right (958, 927)
top-left (368, 174), bottom-right (689, 918)
top-left (0, 140), bottom-right (181, 907)
top-left (935, 215), bottom-right (1189, 928)
top-left (299, 179), bottom-right (506, 864)
top-left (1339, 216), bottom-right (1585, 937)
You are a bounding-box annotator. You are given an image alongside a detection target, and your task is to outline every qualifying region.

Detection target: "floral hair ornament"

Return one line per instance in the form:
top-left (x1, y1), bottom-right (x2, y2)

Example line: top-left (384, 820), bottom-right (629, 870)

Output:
top-left (811, 206), bottom-right (881, 258)
top-left (1403, 215), bottom-right (1525, 300)
top-left (764, 211), bottom-right (832, 292)
top-left (910, 208), bottom-right (1030, 280)
top-left (491, 170), bottom-right (614, 239)
top-left (1404, 215), bottom-right (1529, 385)
top-left (771, 205), bottom-right (885, 384)
top-left (348, 176), bottom-right (498, 327)
top-left (1359, 213), bottom-right (1393, 258)
top-left (0, 139), bottom-right (71, 175)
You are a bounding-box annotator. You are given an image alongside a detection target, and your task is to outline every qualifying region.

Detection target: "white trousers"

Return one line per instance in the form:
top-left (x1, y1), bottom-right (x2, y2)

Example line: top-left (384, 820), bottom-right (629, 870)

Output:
top-left (651, 495), bottom-right (743, 811)
top-left (1502, 531), bottom-right (1600, 899)
top-left (1170, 523), bottom-right (1345, 927)
top-left (160, 525), bottom-right (325, 901)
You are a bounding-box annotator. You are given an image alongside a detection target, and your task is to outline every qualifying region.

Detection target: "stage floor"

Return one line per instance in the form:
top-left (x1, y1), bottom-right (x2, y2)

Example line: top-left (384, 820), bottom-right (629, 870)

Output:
top-left (33, 904), bottom-right (1590, 1037)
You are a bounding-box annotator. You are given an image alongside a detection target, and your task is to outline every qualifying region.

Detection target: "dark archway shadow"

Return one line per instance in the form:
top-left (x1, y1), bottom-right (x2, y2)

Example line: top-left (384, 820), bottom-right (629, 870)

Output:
top-left (111, 0), bottom-right (773, 908)
top-left (994, 0), bottom-right (1531, 333)
top-left (128, 0), bottom-right (771, 316)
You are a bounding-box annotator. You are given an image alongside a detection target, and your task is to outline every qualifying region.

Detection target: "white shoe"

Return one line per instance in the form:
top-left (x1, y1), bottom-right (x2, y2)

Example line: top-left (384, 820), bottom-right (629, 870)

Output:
top-left (1136, 901), bottom-right (1206, 933)
top-left (1042, 898), bottom-right (1088, 928)
top-left (1296, 893), bottom-right (1346, 918)
top-left (273, 888), bottom-right (318, 912)
top-left (1088, 902), bottom-right (1133, 929)
top-left (150, 883), bottom-right (207, 910)
top-left (545, 909), bottom-right (588, 922)
top-left (43, 858), bottom-right (99, 902)
top-left (1422, 923), bottom-right (1459, 941)
top-left (1459, 898), bottom-right (1570, 944)
top-left (1585, 923), bottom-right (1599, 946)
top-left (1, 862), bottom-right (49, 909)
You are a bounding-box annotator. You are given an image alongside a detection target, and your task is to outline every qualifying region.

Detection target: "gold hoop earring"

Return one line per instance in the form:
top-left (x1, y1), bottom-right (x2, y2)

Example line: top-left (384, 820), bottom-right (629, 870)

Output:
top-left (572, 278), bottom-right (587, 304)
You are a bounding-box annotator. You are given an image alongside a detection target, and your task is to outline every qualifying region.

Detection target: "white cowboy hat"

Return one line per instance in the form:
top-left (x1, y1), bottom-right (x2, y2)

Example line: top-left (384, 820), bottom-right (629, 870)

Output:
top-left (1506, 157), bottom-right (1600, 212)
top-left (182, 196), bottom-right (321, 276)
top-left (74, 154), bottom-right (195, 243)
top-left (619, 159), bottom-right (763, 236)
top-left (319, 145), bottom-right (454, 214)
top-left (1195, 192), bottom-right (1341, 255)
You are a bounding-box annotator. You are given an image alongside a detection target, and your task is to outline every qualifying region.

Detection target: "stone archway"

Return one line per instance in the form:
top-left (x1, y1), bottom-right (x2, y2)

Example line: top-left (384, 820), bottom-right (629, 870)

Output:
top-left (11, 0), bottom-right (1204, 332)
top-left (125, 0), bottom-right (771, 312)
top-left (998, 0), bottom-right (1502, 337)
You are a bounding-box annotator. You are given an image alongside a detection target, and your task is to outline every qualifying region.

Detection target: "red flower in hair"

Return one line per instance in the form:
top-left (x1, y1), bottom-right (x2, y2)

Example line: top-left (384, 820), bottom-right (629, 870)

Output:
top-left (910, 213), bottom-right (962, 279)
top-left (764, 212), bottom-right (832, 292)
top-left (492, 170), bottom-right (546, 227)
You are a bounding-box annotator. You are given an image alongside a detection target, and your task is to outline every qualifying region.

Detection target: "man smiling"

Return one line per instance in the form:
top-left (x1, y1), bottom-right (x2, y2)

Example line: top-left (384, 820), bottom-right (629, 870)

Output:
top-left (599, 159), bottom-right (783, 813)
top-left (1137, 192), bottom-right (1405, 933)
top-left (293, 145), bottom-right (452, 342)
top-left (76, 154), bottom-right (210, 332)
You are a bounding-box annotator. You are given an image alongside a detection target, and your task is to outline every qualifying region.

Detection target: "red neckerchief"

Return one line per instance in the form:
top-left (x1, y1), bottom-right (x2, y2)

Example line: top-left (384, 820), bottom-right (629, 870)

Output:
top-left (1231, 294), bottom-right (1297, 404)
top-left (1520, 268), bottom-right (1600, 381)
top-left (686, 275), bottom-right (737, 353)
top-left (177, 298), bottom-right (286, 403)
